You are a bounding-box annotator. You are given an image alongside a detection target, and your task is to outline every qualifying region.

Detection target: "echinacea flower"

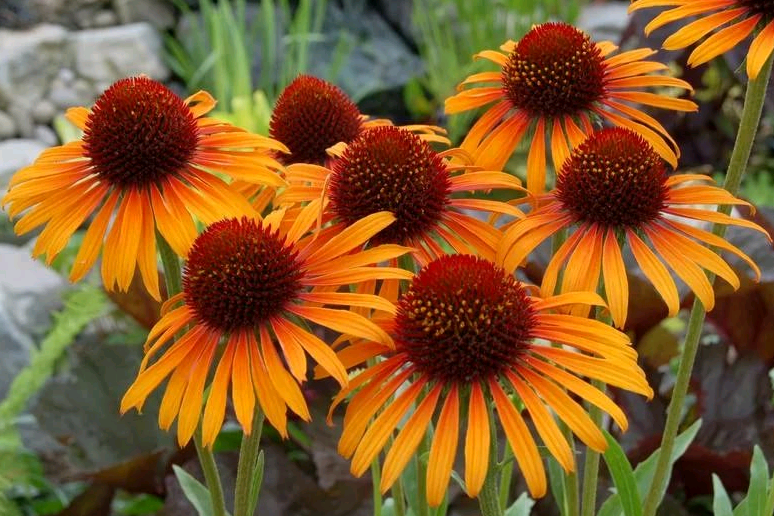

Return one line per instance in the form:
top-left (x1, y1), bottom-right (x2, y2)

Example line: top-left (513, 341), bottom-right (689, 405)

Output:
top-left (629, 0), bottom-right (774, 79)
top-left (328, 254), bottom-right (652, 504)
top-left (445, 22), bottom-right (697, 194)
top-left (278, 125), bottom-right (525, 265)
top-left (121, 206), bottom-right (414, 447)
top-left (498, 127), bottom-right (770, 328)
top-left (1, 76), bottom-right (288, 300)
top-left (269, 74), bottom-right (447, 167)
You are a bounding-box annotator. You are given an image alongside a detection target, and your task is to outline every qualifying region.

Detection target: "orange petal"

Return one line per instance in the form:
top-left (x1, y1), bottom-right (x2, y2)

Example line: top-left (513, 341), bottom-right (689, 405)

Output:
top-left (247, 331), bottom-right (288, 437)
top-left (526, 118), bottom-right (547, 195)
top-left (69, 190), bottom-right (119, 283)
top-left (747, 20), bottom-right (774, 79)
top-left (201, 339), bottom-right (236, 447)
top-left (626, 228), bottom-right (680, 317)
top-left (177, 339), bottom-right (218, 446)
top-left (270, 316), bottom-right (307, 382)
top-left (463, 382), bottom-right (490, 497)
top-left (602, 227), bottom-right (629, 328)
top-left (232, 331), bottom-right (256, 435)
top-left (426, 384), bottom-right (460, 507)
top-left (288, 304), bottom-right (392, 346)
top-left (272, 316), bottom-right (348, 387)
top-left (259, 324), bottom-right (310, 421)
top-left (688, 16), bottom-right (760, 68)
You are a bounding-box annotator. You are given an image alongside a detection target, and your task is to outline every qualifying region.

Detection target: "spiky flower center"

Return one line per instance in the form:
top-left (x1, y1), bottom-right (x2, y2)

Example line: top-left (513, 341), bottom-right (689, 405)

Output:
top-left (269, 75), bottom-right (363, 165)
top-left (738, 0), bottom-right (773, 20)
top-left (329, 126), bottom-right (451, 246)
top-left (183, 217), bottom-right (304, 333)
top-left (556, 128), bottom-right (668, 228)
top-left (83, 76), bottom-right (199, 189)
top-left (501, 22), bottom-right (606, 118)
top-left (395, 254), bottom-right (536, 383)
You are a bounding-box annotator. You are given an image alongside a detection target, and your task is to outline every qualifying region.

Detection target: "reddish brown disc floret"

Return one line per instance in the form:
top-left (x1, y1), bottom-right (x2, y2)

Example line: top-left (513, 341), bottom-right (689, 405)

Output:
top-left (394, 254), bottom-right (536, 384)
top-left (83, 76), bottom-right (199, 189)
top-left (269, 75), bottom-right (363, 165)
top-left (556, 127), bottom-right (669, 228)
top-left (183, 217), bottom-right (304, 333)
top-left (501, 22), bottom-right (606, 118)
top-left (328, 126), bottom-right (451, 246)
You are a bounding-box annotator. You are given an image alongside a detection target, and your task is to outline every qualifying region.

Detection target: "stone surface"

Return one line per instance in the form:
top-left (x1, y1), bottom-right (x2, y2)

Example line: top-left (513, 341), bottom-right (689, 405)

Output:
top-left (0, 138), bottom-right (46, 190)
top-left (30, 98), bottom-right (56, 124)
top-left (72, 22), bottom-right (169, 83)
top-left (0, 244), bottom-right (67, 400)
top-left (577, 1), bottom-right (631, 43)
top-left (0, 24), bottom-right (71, 115)
top-left (0, 110), bottom-right (16, 138)
top-left (49, 75), bottom-right (95, 109)
top-left (307, 2), bottom-right (424, 101)
top-left (113, 0), bottom-right (175, 30)
top-left (34, 124), bottom-right (58, 146)
top-left (375, 0), bottom-right (417, 45)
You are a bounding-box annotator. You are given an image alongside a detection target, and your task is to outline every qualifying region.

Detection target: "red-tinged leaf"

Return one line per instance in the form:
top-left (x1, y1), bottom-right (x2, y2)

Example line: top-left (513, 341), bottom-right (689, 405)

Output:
top-left (77, 450), bottom-right (166, 495)
top-left (57, 484), bottom-right (115, 516)
top-left (105, 268), bottom-right (165, 329)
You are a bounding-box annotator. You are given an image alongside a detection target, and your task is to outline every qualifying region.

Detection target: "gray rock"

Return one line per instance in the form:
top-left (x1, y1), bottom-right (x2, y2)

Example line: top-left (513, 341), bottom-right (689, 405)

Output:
top-left (91, 9), bottom-right (118, 28)
top-left (113, 0), bottom-right (175, 30)
top-left (33, 124), bottom-right (58, 146)
top-left (577, 2), bottom-right (631, 44)
top-left (375, 0), bottom-right (417, 45)
top-left (307, 3), bottom-right (424, 102)
top-left (72, 22), bottom-right (169, 84)
top-left (0, 138), bottom-right (47, 192)
top-left (0, 24), bottom-right (72, 111)
top-left (0, 243), bottom-right (67, 400)
top-left (30, 98), bottom-right (56, 124)
top-left (49, 76), bottom-right (94, 109)
top-left (0, 110), bottom-right (16, 138)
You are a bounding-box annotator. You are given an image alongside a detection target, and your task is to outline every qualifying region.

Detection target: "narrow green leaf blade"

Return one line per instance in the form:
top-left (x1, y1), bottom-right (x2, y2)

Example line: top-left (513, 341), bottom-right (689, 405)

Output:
top-left (712, 474), bottom-right (734, 516)
top-left (747, 446), bottom-right (769, 516)
top-left (601, 430), bottom-right (642, 516)
top-left (505, 491), bottom-right (535, 516)
top-left (172, 465), bottom-right (214, 516)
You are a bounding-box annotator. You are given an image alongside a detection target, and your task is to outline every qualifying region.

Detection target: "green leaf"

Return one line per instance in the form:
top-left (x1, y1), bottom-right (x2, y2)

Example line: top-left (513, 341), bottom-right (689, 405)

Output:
top-left (712, 474), bottom-right (734, 516)
top-left (601, 430), bottom-right (642, 516)
top-left (763, 473), bottom-right (774, 516)
top-left (747, 446), bottom-right (769, 516)
top-left (172, 465), bottom-right (214, 516)
top-left (598, 419), bottom-right (702, 516)
top-left (546, 456), bottom-right (568, 516)
top-left (505, 491), bottom-right (535, 516)
top-left (247, 450), bottom-right (265, 513)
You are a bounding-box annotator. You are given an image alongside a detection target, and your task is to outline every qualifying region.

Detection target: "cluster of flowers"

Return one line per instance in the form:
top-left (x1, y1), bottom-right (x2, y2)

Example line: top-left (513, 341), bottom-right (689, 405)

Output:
top-left (3, 3), bottom-right (773, 506)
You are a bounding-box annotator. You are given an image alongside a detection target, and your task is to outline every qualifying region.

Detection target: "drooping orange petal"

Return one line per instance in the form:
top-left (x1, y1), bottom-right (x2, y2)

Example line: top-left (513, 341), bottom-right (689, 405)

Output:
top-left (612, 91), bottom-right (698, 112)
top-left (201, 339), bottom-right (237, 447)
top-left (523, 356), bottom-right (629, 431)
top-left (471, 112), bottom-right (531, 172)
top-left (329, 355), bottom-right (405, 421)
top-left (69, 190), bottom-right (119, 283)
top-left (177, 338), bottom-right (218, 446)
top-left (426, 384), bottom-right (460, 507)
top-left (444, 87), bottom-right (505, 113)
top-left (380, 384), bottom-right (442, 492)
top-left (304, 244), bottom-right (412, 276)
top-left (506, 368), bottom-right (573, 471)
top-left (152, 182), bottom-right (199, 257)
top-left (526, 118), bottom-right (547, 194)
top-left (540, 223), bottom-right (586, 298)
top-left (259, 324), bottom-right (310, 421)
top-left (517, 368), bottom-right (606, 452)
top-left (463, 382), bottom-right (490, 497)
top-left (550, 118), bottom-right (570, 173)
top-left (643, 224), bottom-right (715, 311)
top-left (232, 331), bottom-right (256, 435)
top-left (687, 16), bottom-right (760, 68)
top-left (530, 291), bottom-right (606, 312)
top-left (458, 100), bottom-right (511, 151)
top-left (102, 187), bottom-right (143, 292)
top-left (135, 191), bottom-right (161, 301)
top-left (64, 106), bottom-right (90, 130)
top-left (560, 225), bottom-right (603, 300)
top-left (270, 316), bottom-right (307, 382)
top-left (448, 170), bottom-right (524, 192)
top-left (663, 207), bottom-right (770, 237)
top-left (350, 378), bottom-right (428, 477)
top-left (157, 344), bottom-right (201, 431)
top-left (303, 212), bottom-right (396, 263)
top-left (489, 378), bottom-right (547, 498)
top-left (338, 367), bottom-right (415, 458)
top-left (662, 8), bottom-right (745, 50)
top-left (602, 227), bottom-right (629, 328)
top-left (297, 292), bottom-right (397, 314)
top-left (626, 228), bottom-right (680, 316)
top-left (640, 0), bottom-right (733, 34)
top-left (287, 304), bottom-right (391, 346)
top-left (271, 316), bottom-right (348, 387)
top-left (534, 346), bottom-right (653, 397)
top-left (747, 20), bottom-right (774, 79)
top-left (247, 331), bottom-right (288, 437)
top-left (185, 90), bottom-right (217, 118)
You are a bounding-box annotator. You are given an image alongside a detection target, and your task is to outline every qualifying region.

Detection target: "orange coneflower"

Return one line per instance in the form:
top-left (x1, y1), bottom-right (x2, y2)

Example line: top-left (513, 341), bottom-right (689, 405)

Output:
top-left (329, 254), bottom-right (652, 504)
top-left (629, 0), bottom-right (774, 79)
top-left (445, 22), bottom-right (697, 194)
top-left (1, 76), bottom-right (288, 301)
top-left (121, 206), bottom-right (413, 447)
top-left (268, 74), bottom-right (448, 167)
top-left (277, 125), bottom-right (525, 266)
top-left (498, 127), bottom-right (771, 328)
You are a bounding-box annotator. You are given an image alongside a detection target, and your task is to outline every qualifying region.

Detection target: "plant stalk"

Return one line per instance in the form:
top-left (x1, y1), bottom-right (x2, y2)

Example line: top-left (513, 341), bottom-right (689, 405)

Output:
top-left (478, 407), bottom-right (504, 516)
top-left (234, 409), bottom-right (266, 516)
top-left (641, 54), bottom-right (773, 516)
top-left (579, 380), bottom-right (605, 516)
top-left (158, 235), bottom-right (227, 516)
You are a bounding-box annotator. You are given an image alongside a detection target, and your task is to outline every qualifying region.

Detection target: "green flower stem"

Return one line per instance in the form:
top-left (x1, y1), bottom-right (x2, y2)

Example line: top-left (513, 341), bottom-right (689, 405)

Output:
top-left (579, 380), bottom-right (605, 516)
top-left (157, 235), bottom-right (227, 516)
top-left (416, 431), bottom-right (431, 516)
top-left (371, 456), bottom-right (383, 516)
top-left (498, 442), bottom-right (514, 509)
top-left (478, 407), bottom-right (504, 516)
top-left (550, 229), bottom-right (579, 516)
top-left (391, 473), bottom-right (407, 516)
top-left (234, 409), bottom-right (265, 516)
top-left (641, 54), bottom-right (773, 516)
